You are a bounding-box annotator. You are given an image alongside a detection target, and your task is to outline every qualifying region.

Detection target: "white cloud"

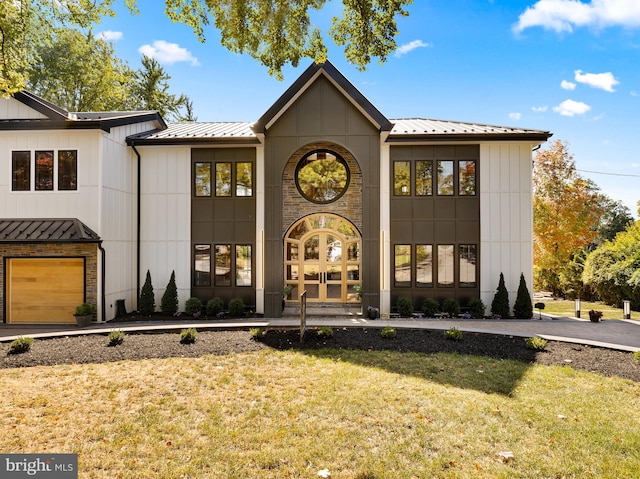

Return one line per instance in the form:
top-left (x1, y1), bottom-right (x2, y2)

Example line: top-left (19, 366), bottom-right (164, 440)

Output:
top-left (394, 40), bottom-right (432, 57)
top-left (561, 80), bottom-right (576, 90)
top-left (138, 40), bottom-right (200, 66)
top-left (509, 112), bottom-right (522, 120)
top-left (553, 99), bottom-right (591, 116)
top-left (574, 70), bottom-right (619, 91)
top-left (532, 105), bottom-right (549, 112)
top-left (513, 0), bottom-right (640, 34)
top-left (97, 30), bottom-right (123, 41)
top-left (631, 90), bottom-right (638, 96)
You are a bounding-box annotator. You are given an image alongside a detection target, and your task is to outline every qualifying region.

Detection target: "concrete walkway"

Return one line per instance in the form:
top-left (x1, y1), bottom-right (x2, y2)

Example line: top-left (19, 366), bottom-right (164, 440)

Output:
top-left (2, 314), bottom-right (639, 352)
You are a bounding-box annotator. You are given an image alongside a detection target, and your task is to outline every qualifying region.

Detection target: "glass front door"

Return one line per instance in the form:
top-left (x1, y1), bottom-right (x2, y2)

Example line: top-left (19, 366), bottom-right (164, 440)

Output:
top-left (285, 214), bottom-right (361, 303)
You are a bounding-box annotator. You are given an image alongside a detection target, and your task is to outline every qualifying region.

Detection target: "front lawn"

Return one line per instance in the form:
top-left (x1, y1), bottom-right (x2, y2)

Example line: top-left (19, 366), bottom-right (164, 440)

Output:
top-left (1, 349), bottom-right (639, 478)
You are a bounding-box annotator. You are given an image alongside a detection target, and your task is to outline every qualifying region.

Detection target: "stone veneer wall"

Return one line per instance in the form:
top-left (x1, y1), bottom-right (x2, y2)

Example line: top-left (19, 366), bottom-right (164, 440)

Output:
top-left (0, 243), bottom-right (98, 322)
top-left (282, 142), bottom-right (363, 235)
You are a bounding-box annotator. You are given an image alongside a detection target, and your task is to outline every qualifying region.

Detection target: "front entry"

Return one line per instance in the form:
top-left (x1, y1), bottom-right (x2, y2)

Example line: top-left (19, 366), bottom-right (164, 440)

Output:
top-left (284, 214), bottom-right (361, 304)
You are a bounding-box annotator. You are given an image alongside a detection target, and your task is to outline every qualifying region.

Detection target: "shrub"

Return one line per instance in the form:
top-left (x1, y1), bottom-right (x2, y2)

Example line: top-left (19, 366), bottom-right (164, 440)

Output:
top-left (180, 328), bottom-right (198, 344)
top-left (396, 296), bottom-right (413, 318)
top-left (317, 326), bottom-right (334, 338)
top-left (442, 298), bottom-right (460, 318)
top-left (75, 302), bottom-right (96, 316)
top-left (139, 270), bottom-right (155, 316)
top-left (513, 273), bottom-right (534, 319)
top-left (444, 327), bottom-right (463, 341)
top-left (422, 298), bottom-right (440, 318)
top-left (206, 297), bottom-right (224, 317)
top-left (9, 336), bottom-right (34, 354)
top-left (228, 298), bottom-right (246, 317)
top-left (525, 337), bottom-right (548, 351)
top-left (249, 327), bottom-right (266, 341)
top-left (185, 297), bottom-right (203, 316)
top-left (468, 298), bottom-right (486, 319)
top-left (633, 351), bottom-right (640, 364)
top-left (161, 270), bottom-right (179, 315)
top-left (491, 272), bottom-right (510, 319)
top-left (381, 326), bottom-right (397, 339)
top-left (108, 330), bottom-right (126, 346)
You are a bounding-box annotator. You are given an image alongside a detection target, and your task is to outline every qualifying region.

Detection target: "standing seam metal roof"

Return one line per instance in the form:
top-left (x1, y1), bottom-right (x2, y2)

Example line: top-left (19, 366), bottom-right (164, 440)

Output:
top-left (126, 118), bottom-right (550, 144)
top-left (0, 219), bottom-right (101, 243)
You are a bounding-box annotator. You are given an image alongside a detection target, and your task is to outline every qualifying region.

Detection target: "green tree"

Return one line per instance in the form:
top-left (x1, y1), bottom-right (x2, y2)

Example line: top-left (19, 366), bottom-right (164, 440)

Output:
top-left (513, 273), bottom-right (533, 319)
top-left (131, 56), bottom-right (191, 121)
top-left (2, 1), bottom-right (413, 95)
top-left (593, 192), bottom-right (634, 245)
top-left (533, 140), bottom-right (603, 295)
top-left (491, 273), bottom-right (510, 319)
top-left (583, 221), bottom-right (640, 309)
top-left (0, 0), bottom-right (123, 95)
top-left (161, 271), bottom-right (179, 315)
top-left (27, 29), bottom-right (135, 112)
top-left (139, 270), bottom-right (155, 316)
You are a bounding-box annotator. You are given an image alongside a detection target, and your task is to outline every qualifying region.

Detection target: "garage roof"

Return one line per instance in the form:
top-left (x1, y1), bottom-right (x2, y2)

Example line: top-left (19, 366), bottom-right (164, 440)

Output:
top-left (0, 219), bottom-right (101, 243)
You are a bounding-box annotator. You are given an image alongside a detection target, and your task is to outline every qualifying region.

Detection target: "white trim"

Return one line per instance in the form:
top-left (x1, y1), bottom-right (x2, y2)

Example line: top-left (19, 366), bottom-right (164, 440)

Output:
top-left (255, 138), bottom-right (265, 314)
top-left (380, 132), bottom-right (391, 316)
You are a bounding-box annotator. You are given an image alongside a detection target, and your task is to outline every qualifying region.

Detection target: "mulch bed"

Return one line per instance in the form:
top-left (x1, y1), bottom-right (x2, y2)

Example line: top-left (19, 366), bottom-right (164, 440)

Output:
top-left (2, 327), bottom-right (639, 382)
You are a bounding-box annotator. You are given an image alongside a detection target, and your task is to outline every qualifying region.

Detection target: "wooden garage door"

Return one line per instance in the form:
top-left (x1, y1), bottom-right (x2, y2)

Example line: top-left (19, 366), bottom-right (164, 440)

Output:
top-left (7, 258), bottom-right (85, 324)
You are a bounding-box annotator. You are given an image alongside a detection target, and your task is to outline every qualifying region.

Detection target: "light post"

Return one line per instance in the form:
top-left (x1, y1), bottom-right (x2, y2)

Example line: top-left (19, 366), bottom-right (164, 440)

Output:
top-left (623, 300), bottom-right (631, 320)
top-left (575, 298), bottom-right (581, 319)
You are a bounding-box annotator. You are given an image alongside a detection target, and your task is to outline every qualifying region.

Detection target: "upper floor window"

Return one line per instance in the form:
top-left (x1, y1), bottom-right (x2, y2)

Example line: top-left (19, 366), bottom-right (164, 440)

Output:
top-left (11, 150), bottom-right (77, 191)
top-left (393, 159), bottom-right (476, 197)
top-left (11, 151), bottom-right (30, 191)
top-left (194, 161), bottom-right (253, 198)
top-left (296, 150), bottom-right (349, 203)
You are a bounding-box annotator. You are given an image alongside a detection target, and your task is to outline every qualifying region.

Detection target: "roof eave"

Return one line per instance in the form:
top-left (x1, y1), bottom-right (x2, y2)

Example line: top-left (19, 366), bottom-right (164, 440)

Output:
top-left (387, 133), bottom-right (553, 143)
top-left (127, 136), bottom-right (260, 146)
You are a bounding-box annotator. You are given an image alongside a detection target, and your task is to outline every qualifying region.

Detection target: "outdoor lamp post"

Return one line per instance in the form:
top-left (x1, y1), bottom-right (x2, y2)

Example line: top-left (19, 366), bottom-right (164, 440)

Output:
top-left (575, 298), bottom-right (581, 318)
top-left (623, 300), bottom-right (631, 320)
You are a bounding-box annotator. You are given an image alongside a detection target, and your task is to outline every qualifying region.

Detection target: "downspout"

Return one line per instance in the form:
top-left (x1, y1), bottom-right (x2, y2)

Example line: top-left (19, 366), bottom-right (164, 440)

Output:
top-left (98, 242), bottom-right (106, 322)
top-left (131, 142), bottom-right (142, 307)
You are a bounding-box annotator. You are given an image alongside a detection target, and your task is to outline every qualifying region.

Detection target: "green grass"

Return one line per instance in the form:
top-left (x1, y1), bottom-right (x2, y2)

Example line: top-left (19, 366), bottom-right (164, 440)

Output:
top-left (535, 298), bottom-right (640, 320)
top-left (2, 349), bottom-right (640, 478)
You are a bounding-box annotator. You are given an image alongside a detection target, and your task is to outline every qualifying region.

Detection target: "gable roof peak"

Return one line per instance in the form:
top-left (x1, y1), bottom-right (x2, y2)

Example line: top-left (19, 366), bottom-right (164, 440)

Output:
top-left (253, 60), bottom-right (392, 134)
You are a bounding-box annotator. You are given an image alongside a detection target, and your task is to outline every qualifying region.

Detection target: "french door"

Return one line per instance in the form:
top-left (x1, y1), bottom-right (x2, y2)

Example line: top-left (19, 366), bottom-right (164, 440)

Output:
top-left (284, 214), bottom-right (361, 303)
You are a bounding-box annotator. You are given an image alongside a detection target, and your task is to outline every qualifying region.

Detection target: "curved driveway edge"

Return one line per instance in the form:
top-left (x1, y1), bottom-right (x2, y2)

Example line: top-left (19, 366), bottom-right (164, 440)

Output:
top-left (2, 316), bottom-right (639, 352)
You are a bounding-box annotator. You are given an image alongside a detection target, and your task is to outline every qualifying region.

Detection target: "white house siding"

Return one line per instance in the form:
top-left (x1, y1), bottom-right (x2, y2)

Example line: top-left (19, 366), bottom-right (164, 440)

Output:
top-left (138, 145), bottom-right (191, 312)
top-left (0, 97), bottom-right (48, 120)
top-left (0, 129), bottom-right (102, 223)
top-left (479, 142), bottom-right (536, 313)
top-left (98, 121), bottom-right (159, 319)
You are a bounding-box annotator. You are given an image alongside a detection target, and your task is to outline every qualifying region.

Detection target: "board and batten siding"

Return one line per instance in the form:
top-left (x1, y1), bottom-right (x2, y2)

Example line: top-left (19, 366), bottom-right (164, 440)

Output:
top-left (479, 142), bottom-right (535, 313)
top-left (138, 145), bottom-right (192, 311)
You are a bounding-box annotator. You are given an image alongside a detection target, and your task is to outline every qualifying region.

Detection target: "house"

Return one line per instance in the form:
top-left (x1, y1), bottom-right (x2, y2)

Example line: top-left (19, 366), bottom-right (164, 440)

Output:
top-left (0, 61), bottom-right (551, 324)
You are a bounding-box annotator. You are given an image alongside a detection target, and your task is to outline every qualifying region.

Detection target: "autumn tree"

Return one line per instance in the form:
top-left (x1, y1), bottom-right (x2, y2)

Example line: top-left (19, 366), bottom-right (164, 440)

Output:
top-left (2, 0), bottom-right (413, 95)
top-left (533, 140), bottom-right (603, 296)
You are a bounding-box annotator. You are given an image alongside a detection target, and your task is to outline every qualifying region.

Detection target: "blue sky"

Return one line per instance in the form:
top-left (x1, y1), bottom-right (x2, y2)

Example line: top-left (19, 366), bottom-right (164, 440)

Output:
top-left (97, 0), bottom-right (640, 217)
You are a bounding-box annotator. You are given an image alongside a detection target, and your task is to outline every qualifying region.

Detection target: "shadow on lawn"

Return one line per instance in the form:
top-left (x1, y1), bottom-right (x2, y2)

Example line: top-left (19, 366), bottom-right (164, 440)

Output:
top-left (261, 328), bottom-right (539, 396)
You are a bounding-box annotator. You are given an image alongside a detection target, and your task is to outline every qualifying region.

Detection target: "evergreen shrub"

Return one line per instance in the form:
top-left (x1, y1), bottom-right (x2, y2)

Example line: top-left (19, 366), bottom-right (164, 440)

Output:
top-left (491, 272), bottom-right (510, 319)
top-left (422, 298), bottom-right (440, 318)
top-left (513, 273), bottom-right (534, 319)
top-left (139, 270), bottom-right (155, 316)
top-left (396, 296), bottom-right (413, 318)
top-left (161, 270), bottom-right (179, 315)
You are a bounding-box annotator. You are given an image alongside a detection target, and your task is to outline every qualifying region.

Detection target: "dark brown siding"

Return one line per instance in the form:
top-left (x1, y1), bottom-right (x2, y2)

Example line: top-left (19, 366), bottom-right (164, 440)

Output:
top-left (263, 75), bottom-right (381, 316)
top-left (390, 145), bottom-right (480, 312)
top-left (191, 148), bottom-right (256, 307)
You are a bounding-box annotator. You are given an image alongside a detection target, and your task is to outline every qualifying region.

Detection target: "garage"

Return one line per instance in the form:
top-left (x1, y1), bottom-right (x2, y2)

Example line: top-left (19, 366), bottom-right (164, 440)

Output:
top-left (6, 258), bottom-right (85, 324)
top-left (0, 218), bottom-right (101, 324)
